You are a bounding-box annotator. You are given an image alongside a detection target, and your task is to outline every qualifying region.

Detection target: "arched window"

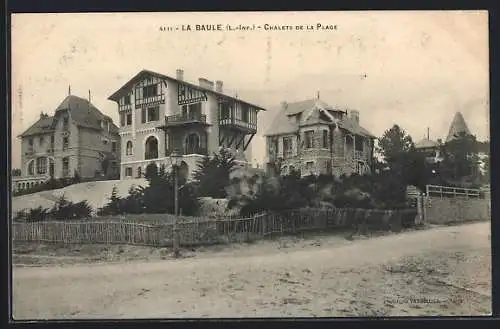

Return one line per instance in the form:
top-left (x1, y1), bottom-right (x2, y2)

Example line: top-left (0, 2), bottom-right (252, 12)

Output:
top-left (144, 136), bottom-right (159, 160)
top-left (36, 157), bottom-right (47, 175)
top-left (27, 161), bottom-right (34, 176)
top-left (126, 141), bottom-right (133, 156)
top-left (184, 133), bottom-right (200, 154)
top-left (137, 166), bottom-right (142, 178)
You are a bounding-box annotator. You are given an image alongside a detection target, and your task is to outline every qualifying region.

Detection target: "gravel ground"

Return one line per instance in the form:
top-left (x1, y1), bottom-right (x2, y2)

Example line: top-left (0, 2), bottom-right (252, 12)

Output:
top-left (12, 222), bottom-right (491, 319)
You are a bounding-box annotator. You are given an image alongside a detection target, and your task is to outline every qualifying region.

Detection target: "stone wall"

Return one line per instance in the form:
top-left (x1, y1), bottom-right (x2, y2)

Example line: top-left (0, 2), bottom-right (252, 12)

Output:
top-left (424, 196), bottom-right (491, 224)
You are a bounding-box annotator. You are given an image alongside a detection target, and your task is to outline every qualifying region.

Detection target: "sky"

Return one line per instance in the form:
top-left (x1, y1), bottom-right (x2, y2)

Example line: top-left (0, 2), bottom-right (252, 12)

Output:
top-left (11, 11), bottom-right (489, 169)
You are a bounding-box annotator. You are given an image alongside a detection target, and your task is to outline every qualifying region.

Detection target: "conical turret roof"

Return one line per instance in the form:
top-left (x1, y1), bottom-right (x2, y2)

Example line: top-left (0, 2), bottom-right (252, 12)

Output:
top-left (446, 112), bottom-right (471, 142)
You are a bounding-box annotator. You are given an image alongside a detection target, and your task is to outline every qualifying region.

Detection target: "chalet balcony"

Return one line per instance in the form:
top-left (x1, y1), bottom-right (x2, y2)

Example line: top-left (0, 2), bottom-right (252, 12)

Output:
top-left (119, 104), bottom-right (132, 111)
top-left (163, 113), bottom-right (207, 127)
top-left (219, 117), bottom-right (257, 133)
top-left (135, 94), bottom-right (165, 108)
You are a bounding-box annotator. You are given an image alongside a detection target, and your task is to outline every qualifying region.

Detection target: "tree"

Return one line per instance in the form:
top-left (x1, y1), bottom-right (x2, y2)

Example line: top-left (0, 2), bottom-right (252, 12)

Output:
top-left (439, 132), bottom-right (480, 185)
top-left (377, 124), bottom-right (415, 173)
top-left (142, 165), bottom-right (199, 215)
top-left (193, 148), bottom-right (237, 198)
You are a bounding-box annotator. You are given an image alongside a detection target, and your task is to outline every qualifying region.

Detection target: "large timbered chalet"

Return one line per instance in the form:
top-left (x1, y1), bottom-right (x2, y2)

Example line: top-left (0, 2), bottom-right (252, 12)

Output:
top-left (108, 69), bottom-right (266, 181)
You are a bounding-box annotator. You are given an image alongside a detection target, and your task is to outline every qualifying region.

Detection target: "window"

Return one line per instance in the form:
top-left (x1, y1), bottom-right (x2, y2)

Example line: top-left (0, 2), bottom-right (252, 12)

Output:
top-left (188, 103), bottom-right (202, 120)
top-left (120, 113), bottom-right (125, 126)
top-left (28, 161), bottom-right (34, 175)
top-left (63, 117), bottom-right (69, 130)
top-left (185, 133), bottom-right (201, 155)
top-left (242, 106), bottom-right (249, 122)
top-left (140, 106), bottom-right (160, 122)
top-left (28, 138), bottom-right (34, 151)
top-left (322, 130), bottom-right (329, 148)
top-left (126, 113), bottom-right (132, 126)
top-left (36, 157), bottom-right (47, 175)
top-left (305, 131), bottom-right (314, 149)
top-left (39, 136), bottom-right (44, 147)
top-left (355, 136), bottom-right (364, 151)
top-left (50, 135), bottom-right (55, 148)
top-left (283, 137), bottom-right (293, 158)
top-left (137, 167), bottom-right (142, 178)
top-left (220, 103), bottom-right (231, 119)
top-left (62, 157), bottom-right (70, 177)
top-left (126, 141), bottom-right (133, 156)
top-left (112, 141), bottom-right (117, 152)
top-left (124, 95), bottom-right (131, 105)
top-left (306, 161), bottom-right (314, 174)
top-left (125, 167), bottom-right (133, 177)
top-left (143, 84), bottom-right (158, 98)
top-left (145, 136), bottom-right (159, 159)
top-left (63, 137), bottom-right (69, 150)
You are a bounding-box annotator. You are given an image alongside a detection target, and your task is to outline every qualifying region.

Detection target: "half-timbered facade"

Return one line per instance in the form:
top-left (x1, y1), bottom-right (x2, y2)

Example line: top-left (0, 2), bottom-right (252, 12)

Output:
top-left (264, 97), bottom-right (376, 177)
top-left (108, 69), bottom-right (266, 181)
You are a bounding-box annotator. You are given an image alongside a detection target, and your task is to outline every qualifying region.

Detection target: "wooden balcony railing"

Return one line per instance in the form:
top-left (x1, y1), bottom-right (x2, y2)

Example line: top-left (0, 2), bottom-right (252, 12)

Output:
top-left (219, 117), bottom-right (257, 131)
top-left (165, 114), bottom-right (207, 125)
top-left (119, 104), bottom-right (132, 111)
top-left (135, 94), bottom-right (165, 108)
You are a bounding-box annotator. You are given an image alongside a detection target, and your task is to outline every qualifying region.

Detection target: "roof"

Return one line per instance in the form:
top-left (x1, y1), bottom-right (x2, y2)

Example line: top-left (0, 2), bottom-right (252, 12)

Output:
top-left (264, 98), bottom-right (376, 138)
top-left (19, 95), bottom-right (119, 138)
top-left (19, 116), bottom-right (55, 137)
top-left (108, 69), bottom-right (267, 111)
top-left (446, 112), bottom-right (471, 142)
top-left (415, 138), bottom-right (439, 149)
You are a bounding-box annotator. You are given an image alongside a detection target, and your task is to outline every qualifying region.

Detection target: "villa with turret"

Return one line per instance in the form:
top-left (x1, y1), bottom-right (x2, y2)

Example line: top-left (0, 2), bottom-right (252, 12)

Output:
top-left (264, 96), bottom-right (376, 177)
top-left (107, 69), bottom-right (266, 181)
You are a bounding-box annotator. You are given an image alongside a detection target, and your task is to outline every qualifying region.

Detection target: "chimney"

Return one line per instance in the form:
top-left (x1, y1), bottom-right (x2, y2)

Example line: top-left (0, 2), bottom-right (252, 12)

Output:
top-left (215, 80), bottom-right (223, 93)
top-left (350, 110), bottom-right (360, 124)
top-left (176, 69), bottom-right (184, 81)
top-left (198, 78), bottom-right (215, 90)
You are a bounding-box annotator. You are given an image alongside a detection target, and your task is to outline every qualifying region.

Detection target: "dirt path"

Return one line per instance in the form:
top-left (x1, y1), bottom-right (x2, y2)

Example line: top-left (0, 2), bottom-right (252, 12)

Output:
top-left (12, 222), bottom-right (491, 319)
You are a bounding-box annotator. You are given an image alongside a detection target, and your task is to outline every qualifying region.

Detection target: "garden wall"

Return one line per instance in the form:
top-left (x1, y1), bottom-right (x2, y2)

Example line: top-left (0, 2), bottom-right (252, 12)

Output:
top-left (424, 196), bottom-right (491, 224)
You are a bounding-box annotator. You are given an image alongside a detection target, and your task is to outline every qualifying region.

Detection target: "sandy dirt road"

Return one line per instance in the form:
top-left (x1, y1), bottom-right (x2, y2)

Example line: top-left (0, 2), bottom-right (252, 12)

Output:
top-left (12, 222), bottom-right (491, 319)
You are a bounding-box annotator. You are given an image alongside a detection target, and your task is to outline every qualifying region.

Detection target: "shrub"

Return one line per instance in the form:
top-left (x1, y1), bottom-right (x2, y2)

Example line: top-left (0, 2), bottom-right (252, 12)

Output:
top-left (121, 185), bottom-right (146, 214)
top-left (49, 195), bottom-right (93, 220)
top-left (13, 207), bottom-right (51, 222)
top-left (97, 186), bottom-right (123, 216)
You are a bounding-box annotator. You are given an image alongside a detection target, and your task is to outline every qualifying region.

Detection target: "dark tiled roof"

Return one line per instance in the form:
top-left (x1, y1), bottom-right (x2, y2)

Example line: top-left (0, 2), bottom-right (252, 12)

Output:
top-left (55, 95), bottom-right (119, 134)
top-left (19, 116), bottom-right (55, 137)
top-left (415, 138), bottom-right (439, 149)
top-left (108, 69), bottom-right (267, 111)
top-left (19, 95), bottom-right (119, 137)
top-left (265, 98), bottom-right (376, 138)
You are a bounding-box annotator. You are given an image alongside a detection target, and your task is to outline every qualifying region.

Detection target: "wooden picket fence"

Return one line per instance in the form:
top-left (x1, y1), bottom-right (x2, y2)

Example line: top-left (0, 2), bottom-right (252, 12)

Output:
top-left (12, 207), bottom-right (418, 247)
